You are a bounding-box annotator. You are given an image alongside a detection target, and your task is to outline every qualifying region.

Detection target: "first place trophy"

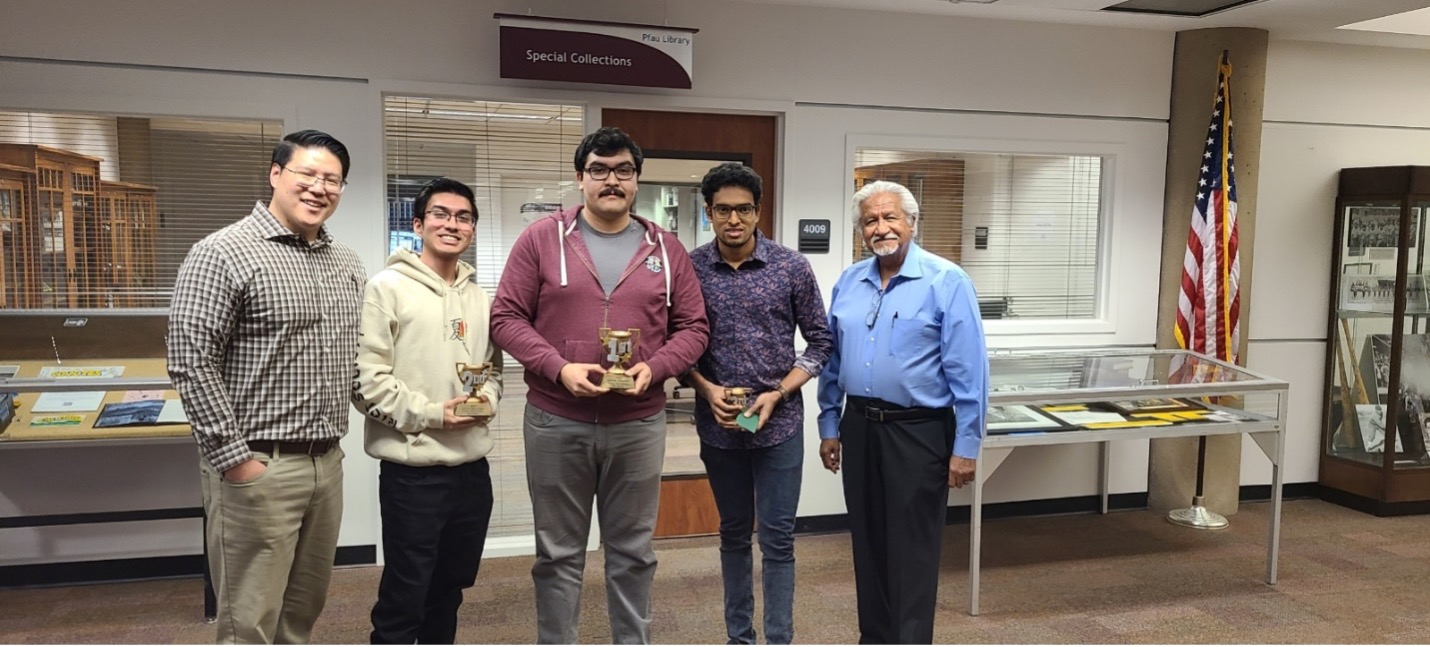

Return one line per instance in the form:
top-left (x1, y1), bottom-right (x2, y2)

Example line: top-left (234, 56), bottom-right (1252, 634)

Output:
top-left (599, 328), bottom-right (641, 391)
top-left (454, 362), bottom-right (494, 417)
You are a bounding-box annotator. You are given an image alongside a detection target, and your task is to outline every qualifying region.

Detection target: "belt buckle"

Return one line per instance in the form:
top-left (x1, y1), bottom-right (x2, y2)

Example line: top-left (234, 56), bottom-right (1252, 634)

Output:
top-left (867, 406), bottom-right (886, 422)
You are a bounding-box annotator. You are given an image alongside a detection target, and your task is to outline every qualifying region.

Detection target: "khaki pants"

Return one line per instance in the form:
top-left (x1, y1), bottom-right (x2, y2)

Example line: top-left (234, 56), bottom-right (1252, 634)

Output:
top-left (200, 445), bottom-right (344, 644)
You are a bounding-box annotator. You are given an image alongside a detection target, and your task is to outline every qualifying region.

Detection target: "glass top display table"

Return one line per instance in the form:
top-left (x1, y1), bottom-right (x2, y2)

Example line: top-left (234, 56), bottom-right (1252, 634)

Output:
top-left (970, 348), bottom-right (1289, 615)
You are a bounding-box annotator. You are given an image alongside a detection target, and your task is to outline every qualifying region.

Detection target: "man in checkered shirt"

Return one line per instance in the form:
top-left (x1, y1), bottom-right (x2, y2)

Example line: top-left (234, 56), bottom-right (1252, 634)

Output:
top-left (167, 130), bottom-right (366, 644)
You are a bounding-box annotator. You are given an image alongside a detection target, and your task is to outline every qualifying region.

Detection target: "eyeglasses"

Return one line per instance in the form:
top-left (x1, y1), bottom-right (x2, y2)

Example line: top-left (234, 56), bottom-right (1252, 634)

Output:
top-left (584, 164), bottom-right (637, 181)
top-left (424, 207), bottom-right (476, 227)
top-left (282, 166), bottom-right (347, 194)
top-left (866, 291), bottom-right (884, 328)
top-left (711, 204), bottom-right (758, 220)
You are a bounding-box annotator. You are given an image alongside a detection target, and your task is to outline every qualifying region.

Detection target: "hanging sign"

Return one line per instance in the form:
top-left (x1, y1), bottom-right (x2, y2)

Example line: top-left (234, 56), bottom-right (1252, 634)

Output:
top-left (495, 14), bottom-right (697, 89)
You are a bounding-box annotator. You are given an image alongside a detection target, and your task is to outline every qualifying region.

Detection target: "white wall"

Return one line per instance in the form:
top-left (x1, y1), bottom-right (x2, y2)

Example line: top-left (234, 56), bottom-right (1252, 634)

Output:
top-left (1241, 39), bottom-right (1430, 487)
top-left (0, 0), bottom-right (1179, 565)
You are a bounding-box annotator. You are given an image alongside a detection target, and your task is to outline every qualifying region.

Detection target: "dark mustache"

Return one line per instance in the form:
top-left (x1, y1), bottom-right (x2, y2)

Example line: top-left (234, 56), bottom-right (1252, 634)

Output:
top-left (600, 188), bottom-right (625, 197)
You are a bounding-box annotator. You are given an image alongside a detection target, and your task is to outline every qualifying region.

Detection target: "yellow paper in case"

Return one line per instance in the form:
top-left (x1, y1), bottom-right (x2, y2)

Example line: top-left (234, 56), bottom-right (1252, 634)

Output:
top-left (1082, 419), bottom-right (1174, 429)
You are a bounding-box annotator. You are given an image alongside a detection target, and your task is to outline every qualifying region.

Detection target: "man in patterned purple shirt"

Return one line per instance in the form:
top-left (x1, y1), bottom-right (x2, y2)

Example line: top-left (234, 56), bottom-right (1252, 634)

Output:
top-left (686, 163), bottom-right (834, 645)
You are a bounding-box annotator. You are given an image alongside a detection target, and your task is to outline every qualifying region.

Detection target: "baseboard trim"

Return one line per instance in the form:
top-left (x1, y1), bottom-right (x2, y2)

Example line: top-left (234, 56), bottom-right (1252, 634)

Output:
top-left (0, 544), bottom-right (376, 589)
top-left (796, 482), bottom-right (1320, 535)
top-left (1317, 486), bottom-right (1430, 517)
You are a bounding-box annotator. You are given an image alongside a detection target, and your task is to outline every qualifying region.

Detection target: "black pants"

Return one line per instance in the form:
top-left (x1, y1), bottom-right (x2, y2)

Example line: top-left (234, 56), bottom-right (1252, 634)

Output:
top-left (371, 458), bottom-right (494, 644)
top-left (840, 399), bottom-right (954, 645)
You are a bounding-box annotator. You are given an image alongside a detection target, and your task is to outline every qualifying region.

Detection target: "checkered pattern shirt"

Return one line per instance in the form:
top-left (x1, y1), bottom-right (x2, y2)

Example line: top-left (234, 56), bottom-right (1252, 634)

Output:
top-left (167, 202), bottom-right (366, 473)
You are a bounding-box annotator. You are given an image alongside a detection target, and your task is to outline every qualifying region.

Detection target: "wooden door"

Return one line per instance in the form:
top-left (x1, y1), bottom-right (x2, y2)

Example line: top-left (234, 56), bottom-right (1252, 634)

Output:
top-left (603, 109), bottom-right (779, 240)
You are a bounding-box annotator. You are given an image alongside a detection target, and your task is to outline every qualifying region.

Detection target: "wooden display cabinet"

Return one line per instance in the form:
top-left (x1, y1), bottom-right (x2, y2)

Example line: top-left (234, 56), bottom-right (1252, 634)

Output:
top-left (0, 144), bottom-right (103, 309)
top-left (1320, 165), bottom-right (1430, 515)
top-left (0, 163), bottom-right (37, 309)
top-left (98, 181), bottom-right (159, 308)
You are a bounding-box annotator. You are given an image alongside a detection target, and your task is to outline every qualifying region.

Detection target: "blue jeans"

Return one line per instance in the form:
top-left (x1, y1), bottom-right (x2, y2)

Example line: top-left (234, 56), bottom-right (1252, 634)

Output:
top-left (699, 435), bottom-right (804, 645)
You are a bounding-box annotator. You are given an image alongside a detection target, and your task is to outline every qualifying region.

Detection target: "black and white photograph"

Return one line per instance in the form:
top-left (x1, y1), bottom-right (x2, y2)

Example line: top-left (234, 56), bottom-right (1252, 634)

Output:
top-left (1346, 205), bottom-right (1417, 250)
top-left (1340, 275), bottom-right (1399, 312)
top-left (985, 405), bottom-right (1071, 434)
top-left (1104, 397), bottom-right (1202, 415)
top-left (1356, 404), bottom-right (1393, 453)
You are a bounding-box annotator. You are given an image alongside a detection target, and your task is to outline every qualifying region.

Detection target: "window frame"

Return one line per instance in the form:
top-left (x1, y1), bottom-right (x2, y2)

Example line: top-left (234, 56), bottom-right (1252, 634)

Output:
top-left (845, 133), bottom-right (1127, 338)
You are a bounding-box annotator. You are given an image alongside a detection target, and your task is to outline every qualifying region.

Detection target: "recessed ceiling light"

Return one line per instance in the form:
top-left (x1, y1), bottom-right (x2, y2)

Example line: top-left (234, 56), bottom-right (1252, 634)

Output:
top-left (1102, 0), bottom-right (1265, 18)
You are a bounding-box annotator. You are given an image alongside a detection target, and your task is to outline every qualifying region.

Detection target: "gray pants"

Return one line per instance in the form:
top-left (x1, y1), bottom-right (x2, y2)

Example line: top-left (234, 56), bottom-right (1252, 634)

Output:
top-left (523, 403), bottom-right (667, 644)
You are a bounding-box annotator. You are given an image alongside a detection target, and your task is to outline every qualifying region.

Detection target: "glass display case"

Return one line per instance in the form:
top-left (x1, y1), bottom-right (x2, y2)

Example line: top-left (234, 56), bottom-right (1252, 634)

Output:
top-left (967, 348), bottom-right (1288, 615)
top-left (1320, 166), bottom-right (1430, 516)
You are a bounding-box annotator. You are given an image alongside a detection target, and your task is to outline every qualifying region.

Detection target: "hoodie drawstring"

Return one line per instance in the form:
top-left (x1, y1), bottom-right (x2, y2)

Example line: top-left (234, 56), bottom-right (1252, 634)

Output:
top-left (659, 234), bottom-right (671, 308)
top-left (560, 213), bottom-right (670, 307)
top-left (557, 216), bottom-right (578, 287)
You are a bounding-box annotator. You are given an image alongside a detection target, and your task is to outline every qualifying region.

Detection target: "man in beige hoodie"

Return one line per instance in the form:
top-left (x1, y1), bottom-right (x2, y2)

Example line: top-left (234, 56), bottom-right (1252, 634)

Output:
top-left (351, 178), bottom-right (503, 644)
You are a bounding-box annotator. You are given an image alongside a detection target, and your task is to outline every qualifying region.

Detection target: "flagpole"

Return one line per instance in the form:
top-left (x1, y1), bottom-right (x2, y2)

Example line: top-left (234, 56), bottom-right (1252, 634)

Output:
top-left (1168, 49), bottom-right (1235, 531)
top-left (1168, 434), bottom-right (1229, 529)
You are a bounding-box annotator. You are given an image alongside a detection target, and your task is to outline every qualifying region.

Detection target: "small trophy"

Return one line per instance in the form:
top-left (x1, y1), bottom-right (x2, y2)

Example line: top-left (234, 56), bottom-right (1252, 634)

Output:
top-left (599, 327), bottom-right (641, 390)
top-left (725, 387), bottom-right (759, 432)
top-left (454, 362), bottom-right (494, 417)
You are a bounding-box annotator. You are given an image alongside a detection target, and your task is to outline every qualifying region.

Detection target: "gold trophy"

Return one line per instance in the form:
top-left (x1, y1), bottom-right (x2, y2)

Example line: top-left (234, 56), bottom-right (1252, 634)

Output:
top-left (454, 362), bottom-right (494, 417)
top-left (599, 327), bottom-right (641, 390)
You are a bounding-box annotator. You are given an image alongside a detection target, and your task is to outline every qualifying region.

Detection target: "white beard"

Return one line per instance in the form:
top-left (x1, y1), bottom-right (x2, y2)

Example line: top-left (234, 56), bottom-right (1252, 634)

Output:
top-left (867, 236), bottom-right (902, 257)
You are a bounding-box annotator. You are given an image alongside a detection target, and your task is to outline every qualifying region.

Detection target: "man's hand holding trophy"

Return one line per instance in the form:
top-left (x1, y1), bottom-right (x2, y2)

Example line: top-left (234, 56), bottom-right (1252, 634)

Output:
top-left (448, 362), bottom-right (495, 428)
top-left (600, 327), bottom-right (652, 396)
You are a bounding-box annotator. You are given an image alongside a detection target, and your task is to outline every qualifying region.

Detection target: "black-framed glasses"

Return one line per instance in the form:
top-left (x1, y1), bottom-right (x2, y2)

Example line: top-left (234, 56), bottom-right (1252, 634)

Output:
top-left (711, 204), bottom-right (758, 220)
top-left (866, 291), bottom-right (884, 328)
top-left (282, 166), bottom-right (347, 194)
top-left (584, 164), bottom-right (637, 181)
top-left (424, 207), bottom-right (476, 227)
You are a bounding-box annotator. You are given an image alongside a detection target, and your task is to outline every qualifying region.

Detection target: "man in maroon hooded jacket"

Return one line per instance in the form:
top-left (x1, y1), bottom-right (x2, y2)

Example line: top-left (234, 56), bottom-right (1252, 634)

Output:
top-left (491, 127), bottom-right (709, 644)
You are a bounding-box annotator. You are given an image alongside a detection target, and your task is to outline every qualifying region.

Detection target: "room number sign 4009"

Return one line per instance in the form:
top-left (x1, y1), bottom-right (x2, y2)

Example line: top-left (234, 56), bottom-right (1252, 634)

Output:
top-left (798, 219), bottom-right (831, 254)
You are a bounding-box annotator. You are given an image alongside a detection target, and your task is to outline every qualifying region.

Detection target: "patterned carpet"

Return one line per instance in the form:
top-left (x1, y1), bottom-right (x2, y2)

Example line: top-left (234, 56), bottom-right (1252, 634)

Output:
top-left (3, 499), bottom-right (1430, 644)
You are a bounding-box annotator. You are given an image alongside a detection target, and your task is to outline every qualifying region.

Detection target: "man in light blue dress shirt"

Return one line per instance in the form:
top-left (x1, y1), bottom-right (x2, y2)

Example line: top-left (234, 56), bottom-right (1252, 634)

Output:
top-left (816, 180), bottom-right (989, 644)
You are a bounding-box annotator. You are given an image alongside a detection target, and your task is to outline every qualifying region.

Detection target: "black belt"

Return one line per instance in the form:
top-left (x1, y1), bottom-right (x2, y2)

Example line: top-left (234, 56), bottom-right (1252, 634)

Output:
top-left (851, 397), bottom-right (948, 423)
top-left (248, 439), bottom-right (337, 456)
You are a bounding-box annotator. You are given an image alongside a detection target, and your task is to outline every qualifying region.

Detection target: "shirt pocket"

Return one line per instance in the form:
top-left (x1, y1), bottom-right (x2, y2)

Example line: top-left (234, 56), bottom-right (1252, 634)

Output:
top-left (321, 270), bottom-right (364, 327)
top-left (888, 312), bottom-right (941, 362)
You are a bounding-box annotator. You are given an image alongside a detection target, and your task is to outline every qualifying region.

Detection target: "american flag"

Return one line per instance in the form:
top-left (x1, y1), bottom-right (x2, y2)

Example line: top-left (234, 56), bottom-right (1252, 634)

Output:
top-left (1175, 54), bottom-right (1240, 364)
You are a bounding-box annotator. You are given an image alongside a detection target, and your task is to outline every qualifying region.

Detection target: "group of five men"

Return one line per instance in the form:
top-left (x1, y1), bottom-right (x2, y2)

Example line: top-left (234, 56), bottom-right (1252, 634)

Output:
top-left (167, 127), bottom-right (988, 645)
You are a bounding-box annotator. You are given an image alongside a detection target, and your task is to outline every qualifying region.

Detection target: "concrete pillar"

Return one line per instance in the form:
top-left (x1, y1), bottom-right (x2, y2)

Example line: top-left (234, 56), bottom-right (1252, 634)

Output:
top-left (1149, 28), bottom-right (1267, 514)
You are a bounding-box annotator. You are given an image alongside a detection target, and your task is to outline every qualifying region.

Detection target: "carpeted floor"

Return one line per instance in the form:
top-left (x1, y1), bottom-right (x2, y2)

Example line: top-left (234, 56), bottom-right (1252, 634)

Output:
top-left (3, 499), bottom-right (1429, 644)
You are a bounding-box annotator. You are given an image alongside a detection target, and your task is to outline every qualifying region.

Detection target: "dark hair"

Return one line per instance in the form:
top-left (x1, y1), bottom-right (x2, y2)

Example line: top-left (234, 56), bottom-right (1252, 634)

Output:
top-left (413, 178), bottom-right (478, 224)
top-left (271, 129), bottom-right (351, 179)
top-left (700, 163), bottom-right (762, 205)
top-left (572, 127), bottom-right (643, 176)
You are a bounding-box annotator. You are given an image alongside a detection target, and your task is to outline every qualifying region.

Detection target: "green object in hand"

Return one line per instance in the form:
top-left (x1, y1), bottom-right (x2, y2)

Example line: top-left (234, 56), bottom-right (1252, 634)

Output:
top-left (736, 411), bottom-right (759, 432)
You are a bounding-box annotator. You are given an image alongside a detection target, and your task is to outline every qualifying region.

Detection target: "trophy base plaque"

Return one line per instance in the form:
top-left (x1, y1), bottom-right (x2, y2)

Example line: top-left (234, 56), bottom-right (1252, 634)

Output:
top-left (455, 398), bottom-right (493, 418)
top-left (602, 372), bottom-right (636, 390)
